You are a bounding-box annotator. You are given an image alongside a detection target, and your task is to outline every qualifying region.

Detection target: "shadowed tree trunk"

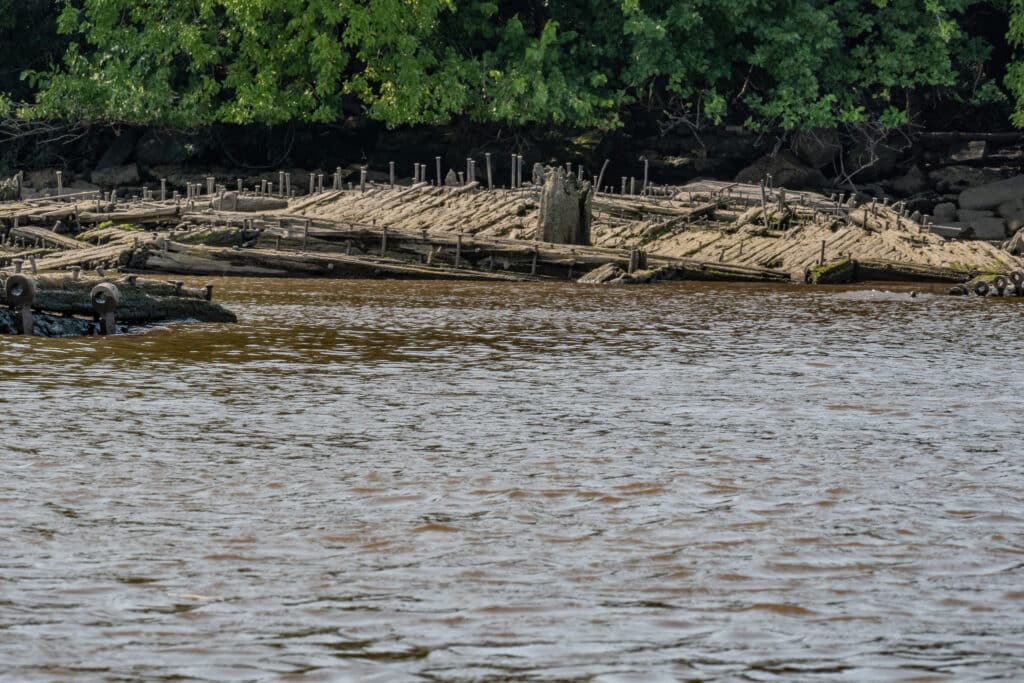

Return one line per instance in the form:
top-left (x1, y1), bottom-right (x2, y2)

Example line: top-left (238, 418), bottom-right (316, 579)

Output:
top-left (537, 167), bottom-right (592, 245)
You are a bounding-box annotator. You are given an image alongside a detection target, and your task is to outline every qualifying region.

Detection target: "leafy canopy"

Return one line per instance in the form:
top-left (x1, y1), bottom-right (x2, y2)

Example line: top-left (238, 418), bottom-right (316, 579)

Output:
top-left (5, 0), bottom-right (1023, 131)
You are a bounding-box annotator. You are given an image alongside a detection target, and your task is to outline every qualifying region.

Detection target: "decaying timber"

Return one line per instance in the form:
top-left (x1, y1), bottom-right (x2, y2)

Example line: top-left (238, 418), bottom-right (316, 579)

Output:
top-left (537, 167), bottom-right (592, 245)
top-left (4, 174), bottom-right (1024, 291)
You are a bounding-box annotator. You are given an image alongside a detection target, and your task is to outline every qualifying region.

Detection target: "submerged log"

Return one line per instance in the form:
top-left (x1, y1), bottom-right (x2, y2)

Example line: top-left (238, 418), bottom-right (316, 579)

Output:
top-left (807, 257), bottom-right (856, 284)
top-left (537, 167), bottom-right (592, 245)
top-left (0, 274), bottom-right (236, 323)
top-left (854, 260), bottom-right (974, 283)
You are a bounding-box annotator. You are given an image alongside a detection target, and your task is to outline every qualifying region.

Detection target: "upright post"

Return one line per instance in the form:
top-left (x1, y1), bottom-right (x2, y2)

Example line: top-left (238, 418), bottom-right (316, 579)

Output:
top-left (360, 167), bottom-right (367, 192)
top-left (160, 178), bottom-right (167, 201)
top-left (642, 158), bottom-right (649, 195)
top-left (485, 153), bottom-right (493, 189)
top-left (56, 171), bottom-right (62, 197)
top-left (759, 180), bottom-right (769, 229)
top-left (389, 161), bottom-right (396, 187)
top-left (435, 157), bottom-right (442, 186)
top-left (511, 153), bottom-right (517, 189)
top-left (279, 171), bottom-right (285, 197)
top-left (517, 154), bottom-right (523, 188)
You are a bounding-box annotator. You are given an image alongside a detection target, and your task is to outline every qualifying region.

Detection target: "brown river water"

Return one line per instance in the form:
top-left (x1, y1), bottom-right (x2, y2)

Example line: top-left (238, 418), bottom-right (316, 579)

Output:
top-left (1, 278), bottom-right (1023, 681)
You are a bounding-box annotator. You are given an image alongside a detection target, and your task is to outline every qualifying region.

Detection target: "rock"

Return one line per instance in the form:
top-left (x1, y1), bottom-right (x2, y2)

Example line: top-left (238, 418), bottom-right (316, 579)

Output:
top-left (843, 135), bottom-right (903, 181)
top-left (948, 217), bottom-right (1007, 240)
top-left (891, 166), bottom-right (927, 195)
top-left (577, 262), bottom-right (624, 284)
top-left (929, 166), bottom-right (1002, 195)
top-left (96, 129), bottom-right (138, 168)
top-left (0, 174), bottom-right (20, 201)
top-left (135, 130), bottom-right (189, 166)
top-left (26, 169), bottom-right (59, 189)
top-left (790, 129), bottom-right (841, 169)
top-left (997, 199), bottom-right (1024, 219)
top-left (537, 166), bottom-right (592, 245)
top-left (1004, 229), bottom-right (1024, 255)
top-left (959, 174), bottom-right (1024, 210)
top-left (933, 202), bottom-right (957, 222)
top-left (444, 169), bottom-right (459, 187)
top-left (957, 209), bottom-right (996, 221)
top-left (735, 150), bottom-right (828, 189)
top-left (948, 140), bottom-right (987, 163)
top-left (532, 163), bottom-right (546, 186)
top-left (91, 163), bottom-right (141, 187)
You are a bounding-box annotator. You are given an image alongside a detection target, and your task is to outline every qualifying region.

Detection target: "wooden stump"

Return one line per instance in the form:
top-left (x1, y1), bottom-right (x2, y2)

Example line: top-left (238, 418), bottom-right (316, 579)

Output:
top-left (537, 167), bottom-right (592, 245)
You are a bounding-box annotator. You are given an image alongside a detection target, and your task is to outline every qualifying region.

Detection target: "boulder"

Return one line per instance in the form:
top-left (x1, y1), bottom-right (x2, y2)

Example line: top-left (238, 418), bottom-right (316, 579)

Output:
top-left (26, 169), bottom-right (59, 189)
top-left (135, 130), bottom-right (189, 166)
top-left (735, 150), bottom-right (828, 189)
top-left (957, 209), bottom-right (996, 221)
top-left (843, 135), bottom-right (903, 181)
top-left (1004, 229), bottom-right (1024, 256)
top-left (932, 202), bottom-right (957, 222)
top-left (959, 174), bottom-right (1024, 210)
top-left (790, 129), bottom-right (841, 169)
top-left (91, 163), bottom-right (141, 187)
top-left (948, 217), bottom-right (1007, 240)
top-left (891, 166), bottom-right (927, 195)
top-left (0, 174), bottom-right (20, 201)
top-left (948, 140), bottom-right (987, 163)
top-left (929, 166), bottom-right (1002, 195)
top-left (997, 199), bottom-right (1024, 219)
top-left (532, 162), bottom-right (546, 186)
top-left (96, 129), bottom-right (138, 168)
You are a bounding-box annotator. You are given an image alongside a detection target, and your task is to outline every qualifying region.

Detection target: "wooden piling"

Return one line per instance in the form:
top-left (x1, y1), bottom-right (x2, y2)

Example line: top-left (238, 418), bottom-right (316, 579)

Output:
top-left (485, 153), bottom-right (493, 189)
top-left (390, 161), bottom-right (396, 187)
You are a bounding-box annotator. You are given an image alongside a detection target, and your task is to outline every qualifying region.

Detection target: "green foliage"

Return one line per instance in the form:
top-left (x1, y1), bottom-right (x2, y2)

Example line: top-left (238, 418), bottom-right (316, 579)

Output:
top-left (2, 0), bottom-right (1024, 130)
